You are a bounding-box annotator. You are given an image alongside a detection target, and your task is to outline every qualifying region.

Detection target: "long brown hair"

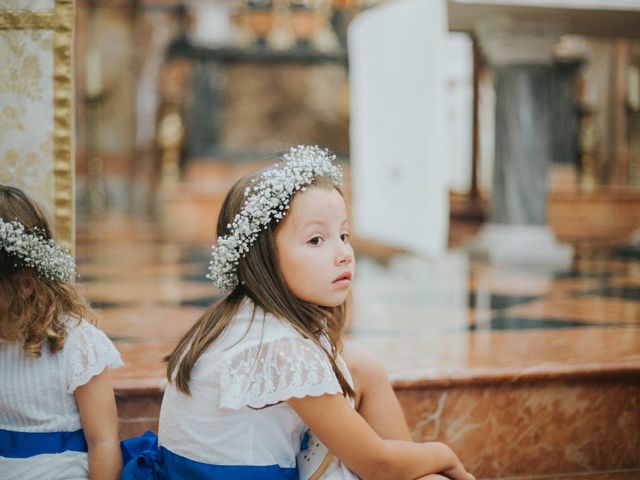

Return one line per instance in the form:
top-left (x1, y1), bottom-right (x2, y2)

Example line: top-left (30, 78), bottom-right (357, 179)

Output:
top-left (166, 169), bottom-right (355, 398)
top-left (0, 185), bottom-right (95, 356)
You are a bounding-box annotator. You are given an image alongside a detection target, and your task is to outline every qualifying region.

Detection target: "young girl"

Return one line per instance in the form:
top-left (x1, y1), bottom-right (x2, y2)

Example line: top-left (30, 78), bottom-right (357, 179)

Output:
top-left (0, 185), bottom-right (122, 480)
top-left (121, 146), bottom-right (474, 480)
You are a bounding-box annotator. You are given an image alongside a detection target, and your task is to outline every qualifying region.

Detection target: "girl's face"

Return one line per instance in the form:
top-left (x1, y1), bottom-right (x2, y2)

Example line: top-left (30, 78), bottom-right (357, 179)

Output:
top-left (275, 187), bottom-right (354, 307)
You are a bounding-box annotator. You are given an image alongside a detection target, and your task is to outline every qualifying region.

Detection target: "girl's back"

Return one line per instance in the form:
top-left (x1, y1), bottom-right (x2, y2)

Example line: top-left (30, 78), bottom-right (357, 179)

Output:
top-left (0, 317), bottom-right (121, 478)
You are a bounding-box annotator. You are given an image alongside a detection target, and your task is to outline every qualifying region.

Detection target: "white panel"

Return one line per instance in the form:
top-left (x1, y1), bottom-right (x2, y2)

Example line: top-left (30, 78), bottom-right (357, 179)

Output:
top-left (349, 0), bottom-right (449, 257)
top-left (445, 32), bottom-right (473, 193)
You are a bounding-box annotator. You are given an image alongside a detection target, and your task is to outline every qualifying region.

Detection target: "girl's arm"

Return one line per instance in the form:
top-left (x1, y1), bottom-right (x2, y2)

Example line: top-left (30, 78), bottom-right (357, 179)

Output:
top-left (75, 368), bottom-right (122, 480)
top-left (288, 393), bottom-right (474, 480)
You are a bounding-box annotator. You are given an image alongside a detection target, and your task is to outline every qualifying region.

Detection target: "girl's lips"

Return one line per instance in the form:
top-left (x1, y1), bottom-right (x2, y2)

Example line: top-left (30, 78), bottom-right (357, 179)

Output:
top-left (333, 271), bottom-right (352, 283)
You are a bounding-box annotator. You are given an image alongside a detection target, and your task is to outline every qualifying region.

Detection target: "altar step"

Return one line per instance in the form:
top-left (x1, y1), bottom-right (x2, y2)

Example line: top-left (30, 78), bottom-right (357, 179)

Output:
top-left (393, 369), bottom-right (640, 479)
top-left (115, 363), bottom-right (640, 479)
top-left (489, 470), bottom-right (640, 480)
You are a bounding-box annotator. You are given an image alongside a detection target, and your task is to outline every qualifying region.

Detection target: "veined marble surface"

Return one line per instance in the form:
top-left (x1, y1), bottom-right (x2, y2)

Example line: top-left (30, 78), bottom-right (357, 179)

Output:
top-left (73, 215), bottom-right (640, 391)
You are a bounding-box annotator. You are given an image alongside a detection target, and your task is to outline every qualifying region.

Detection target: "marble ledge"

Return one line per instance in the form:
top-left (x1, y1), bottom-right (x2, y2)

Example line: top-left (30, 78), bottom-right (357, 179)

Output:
top-left (491, 471), bottom-right (640, 480)
top-left (389, 362), bottom-right (640, 389)
top-left (111, 362), bottom-right (640, 396)
top-left (114, 377), bottom-right (167, 396)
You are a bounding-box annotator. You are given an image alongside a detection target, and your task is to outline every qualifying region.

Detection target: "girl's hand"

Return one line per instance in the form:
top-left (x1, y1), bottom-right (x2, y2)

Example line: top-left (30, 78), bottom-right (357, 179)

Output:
top-left (442, 460), bottom-right (475, 480)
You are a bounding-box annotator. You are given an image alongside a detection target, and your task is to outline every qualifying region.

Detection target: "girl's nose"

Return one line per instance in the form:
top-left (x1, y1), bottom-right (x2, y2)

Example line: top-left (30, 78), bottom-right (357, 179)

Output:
top-left (335, 244), bottom-right (353, 265)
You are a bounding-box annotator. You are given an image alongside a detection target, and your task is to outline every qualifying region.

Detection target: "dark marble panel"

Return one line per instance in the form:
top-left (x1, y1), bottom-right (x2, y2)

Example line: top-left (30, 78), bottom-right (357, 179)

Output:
top-left (91, 300), bottom-right (129, 310)
top-left (552, 268), bottom-right (614, 280)
top-left (573, 286), bottom-right (640, 302)
top-left (176, 296), bottom-right (222, 308)
top-left (179, 248), bottom-right (211, 264)
top-left (77, 275), bottom-right (99, 283)
top-left (180, 273), bottom-right (211, 283)
top-left (613, 245), bottom-right (640, 260)
top-left (470, 315), bottom-right (631, 331)
top-left (468, 292), bottom-right (540, 310)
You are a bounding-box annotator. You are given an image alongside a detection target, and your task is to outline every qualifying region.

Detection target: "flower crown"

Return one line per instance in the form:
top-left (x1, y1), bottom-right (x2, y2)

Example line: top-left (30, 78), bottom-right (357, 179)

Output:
top-left (0, 218), bottom-right (76, 282)
top-left (207, 145), bottom-right (343, 290)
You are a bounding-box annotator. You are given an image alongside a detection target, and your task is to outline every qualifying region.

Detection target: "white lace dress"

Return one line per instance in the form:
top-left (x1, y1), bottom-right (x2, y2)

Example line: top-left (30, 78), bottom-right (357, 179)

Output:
top-left (0, 318), bottom-right (123, 480)
top-left (157, 299), bottom-right (358, 479)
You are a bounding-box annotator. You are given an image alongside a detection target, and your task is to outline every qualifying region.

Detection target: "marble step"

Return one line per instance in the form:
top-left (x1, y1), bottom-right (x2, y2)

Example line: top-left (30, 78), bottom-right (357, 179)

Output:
top-left (115, 368), bottom-right (640, 479)
top-left (393, 371), bottom-right (640, 480)
top-left (491, 470), bottom-right (640, 480)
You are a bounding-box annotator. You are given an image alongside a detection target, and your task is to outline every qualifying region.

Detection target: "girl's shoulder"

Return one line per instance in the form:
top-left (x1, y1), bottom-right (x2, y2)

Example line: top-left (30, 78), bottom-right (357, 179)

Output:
top-left (222, 299), bottom-right (306, 352)
top-left (63, 316), bottom-right (110, 346)
top-left (62, 316), bottom-right (123, 393)
top-left (216, 300), bottom-right (343, 410)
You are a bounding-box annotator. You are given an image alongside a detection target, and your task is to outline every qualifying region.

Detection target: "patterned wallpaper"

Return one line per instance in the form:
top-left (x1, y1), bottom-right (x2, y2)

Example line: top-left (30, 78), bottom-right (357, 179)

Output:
top-left (0, 0), bottom-right (74, 249)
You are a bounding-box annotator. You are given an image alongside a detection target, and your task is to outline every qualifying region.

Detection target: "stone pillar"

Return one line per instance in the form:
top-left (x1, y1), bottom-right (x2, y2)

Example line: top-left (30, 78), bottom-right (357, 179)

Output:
top-left (492, 64), bottom-right (550, 225)
top-left (469, 18), bottom-right (572, 265)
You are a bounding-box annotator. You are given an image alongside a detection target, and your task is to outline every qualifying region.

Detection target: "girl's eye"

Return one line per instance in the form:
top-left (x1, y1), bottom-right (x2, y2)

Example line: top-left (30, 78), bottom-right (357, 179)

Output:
top-left (340, 233), bottom-right (350, 242)
top-left (308, 236), bottom-right (322, 246)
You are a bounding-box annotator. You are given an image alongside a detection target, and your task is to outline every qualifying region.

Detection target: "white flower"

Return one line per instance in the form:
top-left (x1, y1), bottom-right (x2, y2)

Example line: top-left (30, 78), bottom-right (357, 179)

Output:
top-left (207, 145), bottom-right (342, 290)
top-left (0, 218), bottom-right (76, 282)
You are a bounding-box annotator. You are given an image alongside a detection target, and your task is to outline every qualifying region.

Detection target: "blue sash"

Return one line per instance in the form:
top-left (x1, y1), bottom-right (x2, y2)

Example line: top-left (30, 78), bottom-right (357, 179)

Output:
top-left (121, 431), bottom-right (298, 480)
top-left (0, 428), bottom-right (87, 458)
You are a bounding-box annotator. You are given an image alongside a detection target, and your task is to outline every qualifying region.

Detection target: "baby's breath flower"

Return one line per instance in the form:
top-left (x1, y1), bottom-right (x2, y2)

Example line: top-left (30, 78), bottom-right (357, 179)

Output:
top-left (207, 145), bottom-right (342, 290)
top-left (0, 218), bottom-right (76, 282)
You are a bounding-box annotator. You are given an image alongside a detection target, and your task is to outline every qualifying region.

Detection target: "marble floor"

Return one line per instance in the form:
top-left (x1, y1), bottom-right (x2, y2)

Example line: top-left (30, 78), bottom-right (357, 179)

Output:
top-left (77, 214), bottom-right (640, 393)
top-left (75, 171), bottom-right (640, 479)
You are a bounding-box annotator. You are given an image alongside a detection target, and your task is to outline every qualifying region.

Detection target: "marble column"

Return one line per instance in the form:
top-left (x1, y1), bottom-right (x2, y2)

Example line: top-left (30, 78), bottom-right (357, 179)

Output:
top-left (468, 18), bottom-right (572, 265)
top-left (492, 64), bottom-right (550, 225)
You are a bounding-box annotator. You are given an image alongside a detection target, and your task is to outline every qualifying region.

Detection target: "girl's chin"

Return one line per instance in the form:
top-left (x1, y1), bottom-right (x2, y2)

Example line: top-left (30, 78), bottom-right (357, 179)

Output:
top-left (316, 295), bottom-right (350, 308)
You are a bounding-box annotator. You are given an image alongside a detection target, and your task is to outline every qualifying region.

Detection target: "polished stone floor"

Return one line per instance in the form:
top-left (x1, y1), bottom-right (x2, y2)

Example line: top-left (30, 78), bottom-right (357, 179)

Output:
top-left (76, 213), bottom-right (640, 393)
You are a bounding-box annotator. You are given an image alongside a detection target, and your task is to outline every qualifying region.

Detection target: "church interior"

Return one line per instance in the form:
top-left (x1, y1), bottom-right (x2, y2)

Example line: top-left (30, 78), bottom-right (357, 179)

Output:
top-left (2, 0), bottom-right (640, 478)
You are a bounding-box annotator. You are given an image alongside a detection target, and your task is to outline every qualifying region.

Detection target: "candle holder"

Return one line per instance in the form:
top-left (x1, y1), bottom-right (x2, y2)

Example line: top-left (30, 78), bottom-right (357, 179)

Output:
top-left (231, 0), bottom-right (255, 48)
top-left (311, 0), bottom-right (339, 52)
top-left (290, 0), bottom-right (317, 49)
top-left (246, 0), bottom-right (274, 47)
top-left (267, 0), bottom-right (295, 50)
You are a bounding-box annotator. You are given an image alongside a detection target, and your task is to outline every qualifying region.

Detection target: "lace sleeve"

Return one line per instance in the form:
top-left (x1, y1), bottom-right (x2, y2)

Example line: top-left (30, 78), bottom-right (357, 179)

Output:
top-left (66, 321), bottom-right (123, 394)
top-left (219, 335), bottom-right (342, 410)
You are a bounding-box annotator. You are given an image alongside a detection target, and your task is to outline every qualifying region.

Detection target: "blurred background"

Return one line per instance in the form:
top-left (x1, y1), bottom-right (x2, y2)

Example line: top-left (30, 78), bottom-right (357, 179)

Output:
top-left (2, 1), bottom-right (640, 478)
top-left (74, 0), bottom-right (640, 242)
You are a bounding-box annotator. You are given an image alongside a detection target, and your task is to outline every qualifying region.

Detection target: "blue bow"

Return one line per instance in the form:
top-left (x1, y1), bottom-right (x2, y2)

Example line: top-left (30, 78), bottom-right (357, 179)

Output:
top-left (120, 431), bottom-right (160, 480)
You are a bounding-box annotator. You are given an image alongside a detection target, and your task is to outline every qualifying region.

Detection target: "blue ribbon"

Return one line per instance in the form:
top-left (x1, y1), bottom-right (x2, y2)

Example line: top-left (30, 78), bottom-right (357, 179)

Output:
top-left (121, 430), bottom-right (160, 480)
top-left (0, 428), bottom-right (87, 458)
top-left (121, 431), bottom-right (298, 480)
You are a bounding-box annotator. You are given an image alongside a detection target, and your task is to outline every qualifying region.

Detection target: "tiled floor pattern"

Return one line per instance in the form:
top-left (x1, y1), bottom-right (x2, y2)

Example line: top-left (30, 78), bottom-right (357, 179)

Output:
top-left (77, 208), bottom-right (640, 478)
